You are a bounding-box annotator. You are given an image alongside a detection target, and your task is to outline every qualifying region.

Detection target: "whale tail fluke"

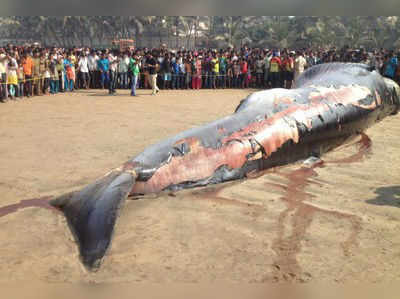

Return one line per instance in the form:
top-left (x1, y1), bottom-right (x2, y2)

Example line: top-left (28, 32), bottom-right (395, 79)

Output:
top-left (50, 170), bottom-right (136, 270)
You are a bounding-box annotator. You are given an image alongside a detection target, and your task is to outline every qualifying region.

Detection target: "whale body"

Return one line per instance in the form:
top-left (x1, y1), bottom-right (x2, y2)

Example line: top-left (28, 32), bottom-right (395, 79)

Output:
top-left (51, 63), bottom-right (400, 270)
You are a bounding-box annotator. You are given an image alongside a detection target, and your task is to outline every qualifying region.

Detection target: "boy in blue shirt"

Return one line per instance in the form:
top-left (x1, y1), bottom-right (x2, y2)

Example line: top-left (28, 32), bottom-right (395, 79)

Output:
top-left (384, 52), bottom-right (398, 80)
top-left (97, 53), bottom-right (109, 89)
top-left (171, 58), bottom-right (180, 89)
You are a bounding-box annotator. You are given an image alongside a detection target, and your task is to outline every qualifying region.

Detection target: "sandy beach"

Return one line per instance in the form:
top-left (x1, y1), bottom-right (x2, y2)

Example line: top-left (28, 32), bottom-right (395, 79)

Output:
top-left (0, 88), bottom-right (399, 283)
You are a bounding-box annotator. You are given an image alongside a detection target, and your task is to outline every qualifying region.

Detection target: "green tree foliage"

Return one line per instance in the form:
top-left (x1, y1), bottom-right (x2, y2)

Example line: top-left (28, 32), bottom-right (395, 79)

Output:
top-left (0, 16), bottom-right (399, 50)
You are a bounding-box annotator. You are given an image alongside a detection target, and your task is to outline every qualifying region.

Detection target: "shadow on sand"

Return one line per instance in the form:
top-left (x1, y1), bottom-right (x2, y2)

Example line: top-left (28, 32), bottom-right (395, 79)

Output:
top-left (88, 93), bottom-right (154, 97)
top-left (365, 185), bottom-right (400, 208)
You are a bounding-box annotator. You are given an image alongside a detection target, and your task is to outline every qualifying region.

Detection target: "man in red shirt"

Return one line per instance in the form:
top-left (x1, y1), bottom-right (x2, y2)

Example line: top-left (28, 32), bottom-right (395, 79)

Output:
top-left (282, 52), bottom-right (295, 89)
top-left (269, 52), bottom-right (282, 88)
top-left (240, 58), bottom-right (248, 88)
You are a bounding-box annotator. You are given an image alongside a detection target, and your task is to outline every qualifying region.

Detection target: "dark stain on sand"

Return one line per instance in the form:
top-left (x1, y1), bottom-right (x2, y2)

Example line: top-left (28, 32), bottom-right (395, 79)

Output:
top-left (0, 196), bottom-right (59, 218)
top-left (184, 134), bottom-right (371, 282)
top-left (190, 182), bottom-right (261, 208)
top-left (266, 134), bottom-right (370, 282)
top-left (326, 132), bottom-right (372, 164)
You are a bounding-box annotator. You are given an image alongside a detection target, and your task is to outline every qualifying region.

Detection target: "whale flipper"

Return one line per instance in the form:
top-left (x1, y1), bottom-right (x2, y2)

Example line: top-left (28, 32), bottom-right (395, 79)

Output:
top-left (51, 171), bottom-right (135, 270)
top-left (302, 156), bottom-right (323, 168)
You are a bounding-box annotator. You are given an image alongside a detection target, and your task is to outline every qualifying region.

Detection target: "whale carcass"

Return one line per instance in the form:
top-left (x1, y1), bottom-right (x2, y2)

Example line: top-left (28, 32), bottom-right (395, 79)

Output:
top-left (51, 63), bottom-right (400, 270)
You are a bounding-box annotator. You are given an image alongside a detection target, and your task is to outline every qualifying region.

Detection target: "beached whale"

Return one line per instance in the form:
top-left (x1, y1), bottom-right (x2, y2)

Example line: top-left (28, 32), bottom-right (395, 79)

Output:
top-left (51, 63), bottom-right (400, 270)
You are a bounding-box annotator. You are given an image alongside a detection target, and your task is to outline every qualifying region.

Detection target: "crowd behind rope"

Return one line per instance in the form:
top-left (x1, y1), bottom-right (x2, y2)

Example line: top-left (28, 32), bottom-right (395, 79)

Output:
top-left (0, 44), bottom-right (399, 102)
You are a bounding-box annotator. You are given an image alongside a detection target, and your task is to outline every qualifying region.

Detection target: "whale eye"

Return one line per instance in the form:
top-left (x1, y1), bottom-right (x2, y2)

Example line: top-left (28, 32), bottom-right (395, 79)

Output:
top-left (255, 115), bottom-right (263, 122)
top-left (172, 142), bottom-right (190, 156)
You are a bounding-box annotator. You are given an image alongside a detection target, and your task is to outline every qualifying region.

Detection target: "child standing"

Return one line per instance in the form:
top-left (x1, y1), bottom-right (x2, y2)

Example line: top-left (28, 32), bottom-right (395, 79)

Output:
top-left (17, 60), bottom-right (25, 98)
top-left (43, 57), bottom-right (51, 95)
top-left (50, 54), bottom-right (59, 94)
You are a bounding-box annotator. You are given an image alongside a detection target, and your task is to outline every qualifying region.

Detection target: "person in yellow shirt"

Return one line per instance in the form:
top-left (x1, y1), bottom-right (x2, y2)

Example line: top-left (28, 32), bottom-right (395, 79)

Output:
top-left (7, 52), bottom-right (18, 99)
top-left (211, 53), bottom-right (219, 89)
top-left (269, 52), bottom-right (282, 88)
top-left (69, 53), bottom-right (77, 90)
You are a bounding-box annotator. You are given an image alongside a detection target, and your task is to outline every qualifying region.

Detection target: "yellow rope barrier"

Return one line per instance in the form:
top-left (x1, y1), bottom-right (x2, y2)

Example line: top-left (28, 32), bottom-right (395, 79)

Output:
top-left (0, 75), bottom-right (62, 85)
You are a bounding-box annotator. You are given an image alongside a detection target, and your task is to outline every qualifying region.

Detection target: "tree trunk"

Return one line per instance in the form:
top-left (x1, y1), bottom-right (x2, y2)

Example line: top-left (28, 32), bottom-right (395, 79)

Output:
top-left (194, 17), bottom-right (198, 49)
top-left (167, 25), bottom-right (170, 48)
top-left (48, 23), bottom-right (63, 46)
top-left (208, 16), bottom-right (213, 48)
top-left (230, 17), bottom-right (233, 46)
top-left (175, 17), bottom-right (179, 49)
top-left (134, 28), bottom-right (139, 48)
top-left (186, 20), bottom-right (194, 49)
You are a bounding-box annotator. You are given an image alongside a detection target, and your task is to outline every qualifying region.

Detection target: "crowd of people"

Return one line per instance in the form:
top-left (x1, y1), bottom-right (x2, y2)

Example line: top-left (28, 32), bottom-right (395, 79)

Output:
top-left (0, 43), bottom-right (399, 102)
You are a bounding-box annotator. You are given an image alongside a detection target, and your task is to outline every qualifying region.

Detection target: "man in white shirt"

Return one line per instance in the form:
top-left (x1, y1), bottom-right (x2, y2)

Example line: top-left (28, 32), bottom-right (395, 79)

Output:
top-left (255, 56), bottom-right (265, 88)
top-left (118, 53), bottom-right (130, 89)
top-left (108, 52), bottom-right (119, 95)
top-left (306, 51), bottom-right (317, 67)
top-left (88, 51), bottom-right (99, 88)
top-left (263, 52), bottom-right (271, 88)
top-left (78, 53), bottom-right (90, 89)
top-left (294, 51), bottom-right (307, 83)
top-left (0, 48), bottom-right (9, 101)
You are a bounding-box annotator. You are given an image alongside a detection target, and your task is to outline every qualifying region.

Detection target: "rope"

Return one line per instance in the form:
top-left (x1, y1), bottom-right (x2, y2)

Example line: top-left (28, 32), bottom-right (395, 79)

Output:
top-left (0, 74), bottom-right (63, 85)
top-left (0, 71), bottom-right (274, 86)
